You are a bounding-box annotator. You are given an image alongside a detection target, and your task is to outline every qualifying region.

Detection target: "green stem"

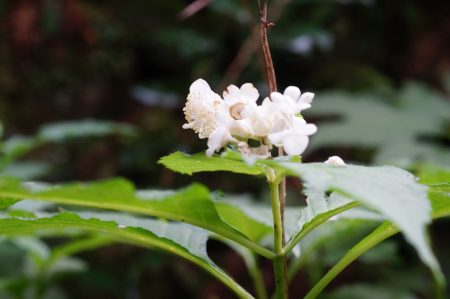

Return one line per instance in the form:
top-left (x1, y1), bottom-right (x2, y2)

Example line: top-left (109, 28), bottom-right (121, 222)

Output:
top-left (270, 181), bottom-right (288, 299)
top-left (304, 222), bottom-right (397, 299)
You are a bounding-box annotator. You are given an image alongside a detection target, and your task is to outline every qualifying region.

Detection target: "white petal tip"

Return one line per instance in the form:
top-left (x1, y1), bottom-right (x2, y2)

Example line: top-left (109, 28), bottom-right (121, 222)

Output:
top-left (325, 156), bottom-right (346, 166)
top-left (299, 92), bottom-right (315, 104)
top-left (189, 78), bottom-right (210, 92)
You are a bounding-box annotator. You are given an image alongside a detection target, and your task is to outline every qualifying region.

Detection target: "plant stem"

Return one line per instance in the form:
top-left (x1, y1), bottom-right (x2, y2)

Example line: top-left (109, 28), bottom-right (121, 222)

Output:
top-left (270, 181), bottom-right (288, 298)
top-left (258, 1), bottom-right (288, 297)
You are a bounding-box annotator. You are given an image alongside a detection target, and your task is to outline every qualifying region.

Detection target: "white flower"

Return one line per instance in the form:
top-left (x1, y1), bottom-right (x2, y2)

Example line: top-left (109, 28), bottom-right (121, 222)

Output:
top-left (325, 156), bottom-right (346, 166)
top-left (270, 86), bottom-right (314, 115)
top-left (268, 117), bottom-right (317, 155)
top-left (182, 79), bottom-right (222, 139)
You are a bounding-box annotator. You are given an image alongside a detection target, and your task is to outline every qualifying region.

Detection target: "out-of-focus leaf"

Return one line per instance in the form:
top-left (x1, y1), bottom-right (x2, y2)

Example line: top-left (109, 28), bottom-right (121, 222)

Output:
top-left (417, 164), bottom-right (450, 185)
top-left (37, 120), bottom-right (137, 141)
top-left (0, 120), bottom-right (138, 175)
top-left (322, 283), bottom-right (418, 299)
top-left (0, 162), bottom-right (52, 180)
top-left (307, 83), bottom-right (450, 166)
top-left (0, 212), bottom-right (254, 299)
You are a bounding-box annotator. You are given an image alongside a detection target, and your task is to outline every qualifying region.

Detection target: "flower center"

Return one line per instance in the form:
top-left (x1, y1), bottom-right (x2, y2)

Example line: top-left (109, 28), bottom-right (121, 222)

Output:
top-left (230, 103), bottom-right (245, 120)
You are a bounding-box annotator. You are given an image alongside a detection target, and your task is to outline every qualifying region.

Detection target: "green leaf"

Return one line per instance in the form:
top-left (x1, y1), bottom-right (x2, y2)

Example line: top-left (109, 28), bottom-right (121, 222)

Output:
top-left (0, 212), bottom-right (254, 299)
top-left (304, 190), bottom-right (450, 299)
top-left (429, 190), bottom-right (450, 219)
top-left (307, 84), bottom-right (450, 166)
top-left (288, 218), bottom-right (378, 282)
top-left (265, 161), bottom-right (442, 283)
top-left (37, 120), bottom-right (137, 142)
top-left (0, 177), bottom-right (273, 259)
top-left (0, 199), bottom-right (19, 211)
top-left (0, 120), bottom-right (138, 173)
top-left (158, 151), bottom-right (263, 176)
top-left (215, 201), bottom-right (272, 242)
top-left (322, 283), bottom-right (418, 299)
top-left (417, 164), bottom-right (450, 185)
top-left (0, 162), bottom-right (52, 180)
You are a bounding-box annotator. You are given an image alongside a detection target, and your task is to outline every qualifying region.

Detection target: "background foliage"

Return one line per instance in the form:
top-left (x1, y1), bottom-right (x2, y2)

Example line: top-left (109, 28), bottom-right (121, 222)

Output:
top-left (0, 0), bottom-right (449, 298)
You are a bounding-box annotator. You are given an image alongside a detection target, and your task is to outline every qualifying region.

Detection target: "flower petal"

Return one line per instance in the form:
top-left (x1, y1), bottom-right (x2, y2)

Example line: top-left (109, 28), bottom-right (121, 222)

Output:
top-left (282, 135), bottom-right (309, 155)
top-left (284, 86), bottom-right (301, 101)
top-left (189, 78), bottom-right (211, 93)
top-left (240, 83), bottom-right (259, 102)
top-left (298, 92), bottom-right (314, 104)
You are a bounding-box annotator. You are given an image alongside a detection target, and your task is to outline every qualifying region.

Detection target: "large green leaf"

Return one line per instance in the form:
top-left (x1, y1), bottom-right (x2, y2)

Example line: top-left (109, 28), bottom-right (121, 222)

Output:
top-left (303, 188), bottom-right (450, 299)
top-left (158, 151), bottom-right (263, 176)
top-left (0, 177), bottom-right (273, 259)
top-left (262, 161), bottom-right (442, 283)
top-left (0, 211), bottom-right (254, 299)
top-left (306, 84), bottom-right (450, 166)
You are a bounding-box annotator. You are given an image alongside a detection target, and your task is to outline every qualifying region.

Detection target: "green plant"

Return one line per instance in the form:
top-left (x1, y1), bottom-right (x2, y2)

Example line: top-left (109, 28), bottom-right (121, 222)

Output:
top-left (0, 2), bottom-right (449, 299)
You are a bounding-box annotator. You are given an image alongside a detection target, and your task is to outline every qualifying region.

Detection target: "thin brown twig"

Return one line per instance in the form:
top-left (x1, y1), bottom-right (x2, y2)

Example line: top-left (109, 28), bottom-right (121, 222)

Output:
top-left (257, 0), bottom-right (287, 249)
top-left (258, 0), bottom-right (277, 92)
top-left (178, 0), bottom-right (212, 20)
top-left (219, 0), bottom-right (291, 89)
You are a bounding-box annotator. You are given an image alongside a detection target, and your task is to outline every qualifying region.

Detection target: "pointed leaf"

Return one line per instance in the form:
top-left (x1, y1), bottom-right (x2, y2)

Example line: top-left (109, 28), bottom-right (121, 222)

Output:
top-left (0, 177), bottom-right (273, 259)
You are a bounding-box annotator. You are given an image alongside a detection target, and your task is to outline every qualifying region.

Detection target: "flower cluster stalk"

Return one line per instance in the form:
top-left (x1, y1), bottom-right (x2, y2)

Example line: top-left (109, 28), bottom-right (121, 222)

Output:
top-left (259, 0), bottom-right (289, 297)
top-left (270, 181), bottom-right (288, 298)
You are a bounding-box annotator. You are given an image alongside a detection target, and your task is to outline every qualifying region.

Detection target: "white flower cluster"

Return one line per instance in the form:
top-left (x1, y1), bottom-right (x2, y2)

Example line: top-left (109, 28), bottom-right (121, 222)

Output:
top-left (183, 79), bottom-right (318, 157)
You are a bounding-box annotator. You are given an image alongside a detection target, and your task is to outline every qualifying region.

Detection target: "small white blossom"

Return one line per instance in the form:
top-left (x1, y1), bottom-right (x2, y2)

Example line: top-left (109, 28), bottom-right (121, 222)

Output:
top-left (268, 117), bottom-right (318, 155)
top-left (325, 156), bottom-right (346, 166)
top-left (270, 86), bottom-right (314, 115)
top-left (182, 79), bottom-right (222, 139)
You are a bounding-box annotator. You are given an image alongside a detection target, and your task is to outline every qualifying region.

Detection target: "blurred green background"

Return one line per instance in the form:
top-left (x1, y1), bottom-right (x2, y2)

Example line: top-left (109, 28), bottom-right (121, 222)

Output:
top-left (0, 0), bottom-right (449, 298)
